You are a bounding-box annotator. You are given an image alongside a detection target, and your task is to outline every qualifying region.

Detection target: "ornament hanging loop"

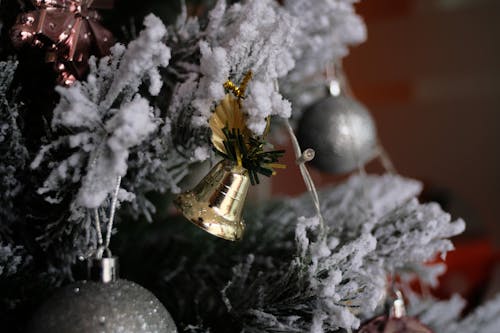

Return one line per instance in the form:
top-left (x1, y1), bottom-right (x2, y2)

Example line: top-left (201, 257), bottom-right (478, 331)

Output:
top-left (296, 148), bottom-right (315, 165)
top-left (284, 119), bottom-right (325, 234)
top-left (325, 60), bottom-right (354, 97)
top-left (223, 71), bottom-right (253, 99)
top-left (390, 289), bottom-right (407, 319)
top-left (275, 75), bottom-right (325, 234)
top-left (95, 245), bottom-right (112, 260)
top-left (93, 175), bottom-right (121, 259)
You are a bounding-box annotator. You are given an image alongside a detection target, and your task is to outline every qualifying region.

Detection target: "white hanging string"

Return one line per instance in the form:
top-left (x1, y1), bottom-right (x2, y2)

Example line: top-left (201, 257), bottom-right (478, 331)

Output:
top-left (105, 176), bottom-right (121, 249)
top-left (284, 119), bottom-right (325, 234)
top-left (376, 143), bottom-right (396, 174)
top-left (273, 78), bottom-right (325, 234)
top-left (94, 208), bottom-right (103, 246)
top-left (89, 151), bottom-right (105, 256)
top-left (94, 176), bottom-right (121, 259)
top-left (87, 142), bottom-right (124, 261)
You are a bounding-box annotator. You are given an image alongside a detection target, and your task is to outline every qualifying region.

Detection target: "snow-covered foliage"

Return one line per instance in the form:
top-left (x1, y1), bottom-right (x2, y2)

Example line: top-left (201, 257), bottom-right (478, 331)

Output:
top-left (168, 0), bottom-right (296, 137)
top-left (0, 244), bottom-right (30, 277)
top-left (31, 15), bottom-right (170, 213)
top-left (1, 1), bottom-right (496, 332)
top-left (0, 60), bottom-right (27, 231)
top-left (130, 174), bottom-right (463, 332)
top-left (0, 60), bottom-right (33, 283)
top-left (409, 293), bottom-right (500, 333)
top-left (221, 174), bottom-right (464, 332)
top-left (441, 294), bottom-right (500, 333)
top-left (408, 293), bottom-right (466, 330)
top-left (284, 0), bottom-right (366, 81)
top-left (282, 0), bottom-right (367, 110)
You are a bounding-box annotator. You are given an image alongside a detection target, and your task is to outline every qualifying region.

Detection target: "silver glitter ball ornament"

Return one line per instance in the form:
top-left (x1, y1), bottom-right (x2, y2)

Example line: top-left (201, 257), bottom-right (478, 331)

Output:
top-left (28, 258), bottom-right (177, 333)
top-left (296, 93), bottom-right (377, 174)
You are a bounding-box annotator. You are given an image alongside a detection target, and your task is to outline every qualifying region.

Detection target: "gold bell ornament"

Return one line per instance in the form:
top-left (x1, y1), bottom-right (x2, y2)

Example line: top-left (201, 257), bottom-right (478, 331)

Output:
top-left (175, 72), bottom-right (285, 241)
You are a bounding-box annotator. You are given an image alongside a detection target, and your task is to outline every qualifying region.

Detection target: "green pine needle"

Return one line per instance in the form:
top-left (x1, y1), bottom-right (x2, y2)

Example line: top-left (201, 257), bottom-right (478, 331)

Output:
top-left (214, 127), bottom-right (285, 185)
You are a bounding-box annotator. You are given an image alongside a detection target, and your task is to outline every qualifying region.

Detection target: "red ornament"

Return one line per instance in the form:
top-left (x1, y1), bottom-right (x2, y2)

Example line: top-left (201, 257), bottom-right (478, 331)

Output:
top-left (357, 315), bottom-right (433, 333)
top-left (10, 0), bottom-right (115, 86)
top-left (358, 290), bottom-right (433, 333)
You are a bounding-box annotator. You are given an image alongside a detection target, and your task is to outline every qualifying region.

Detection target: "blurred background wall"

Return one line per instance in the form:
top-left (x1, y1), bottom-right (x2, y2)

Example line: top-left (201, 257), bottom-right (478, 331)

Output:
top-left (273, 0), bottom-right (500, 244)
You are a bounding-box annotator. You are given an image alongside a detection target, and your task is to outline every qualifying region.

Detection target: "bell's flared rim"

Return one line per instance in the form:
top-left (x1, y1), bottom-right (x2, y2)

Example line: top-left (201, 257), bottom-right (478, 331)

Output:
top-left (174, 192), bottom-right (246, 241)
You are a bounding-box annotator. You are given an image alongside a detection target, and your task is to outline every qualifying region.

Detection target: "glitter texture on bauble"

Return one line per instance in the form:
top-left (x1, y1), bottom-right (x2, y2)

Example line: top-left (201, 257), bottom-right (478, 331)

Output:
top-left (296, 85), bottom-right (377, 174)
top-left (27, 257), bottom-right (177, 333)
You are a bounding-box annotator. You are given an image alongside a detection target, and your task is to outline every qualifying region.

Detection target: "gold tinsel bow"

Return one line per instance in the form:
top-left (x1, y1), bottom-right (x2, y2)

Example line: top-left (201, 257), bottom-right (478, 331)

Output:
top-left (209, 72), bottom-right (285, 185)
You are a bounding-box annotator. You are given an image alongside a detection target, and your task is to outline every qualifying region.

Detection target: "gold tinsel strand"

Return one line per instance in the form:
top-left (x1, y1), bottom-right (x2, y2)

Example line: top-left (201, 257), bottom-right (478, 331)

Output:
top-left (223, 71), bottom-right (253, 99)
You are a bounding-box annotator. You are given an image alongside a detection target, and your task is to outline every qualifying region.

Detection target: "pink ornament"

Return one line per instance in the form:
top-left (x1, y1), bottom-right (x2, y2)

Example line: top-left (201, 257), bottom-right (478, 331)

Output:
top-left (358, 289), bottom-right (433, 333)
top-left (10, 0), bottom-right (115, 86)
top-left (358, 315), bottom-right (433, 333)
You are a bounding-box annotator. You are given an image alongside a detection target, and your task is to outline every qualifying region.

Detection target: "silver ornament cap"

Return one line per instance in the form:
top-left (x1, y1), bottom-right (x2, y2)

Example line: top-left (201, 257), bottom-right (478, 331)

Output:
top-left (89, 256), bottom-right (119, 283)
top-left (297, 90), bottom-right (377, 174)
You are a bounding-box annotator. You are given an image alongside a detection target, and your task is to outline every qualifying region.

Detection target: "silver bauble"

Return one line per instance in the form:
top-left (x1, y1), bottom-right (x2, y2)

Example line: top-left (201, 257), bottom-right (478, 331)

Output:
top-left (296, 93), bottom-right (377, 174)
top-left (28, 279), bottom-right (177, 333)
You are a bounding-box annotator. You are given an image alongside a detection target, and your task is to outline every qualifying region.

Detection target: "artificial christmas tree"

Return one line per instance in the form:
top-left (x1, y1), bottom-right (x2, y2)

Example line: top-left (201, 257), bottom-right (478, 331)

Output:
top-left (1, 1), bottom-right (499, 332)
